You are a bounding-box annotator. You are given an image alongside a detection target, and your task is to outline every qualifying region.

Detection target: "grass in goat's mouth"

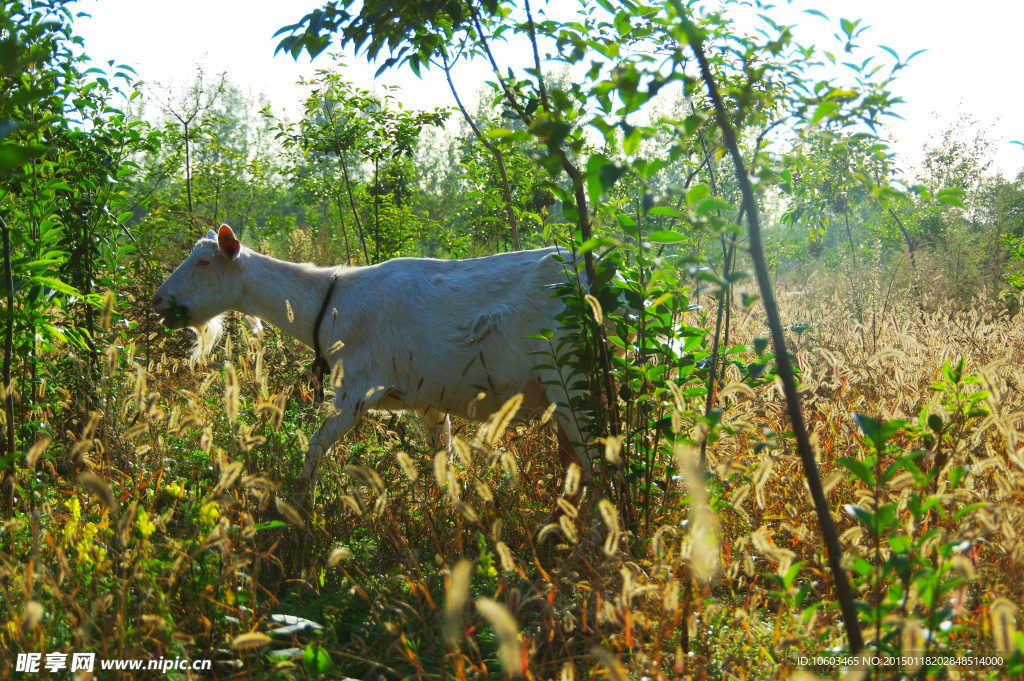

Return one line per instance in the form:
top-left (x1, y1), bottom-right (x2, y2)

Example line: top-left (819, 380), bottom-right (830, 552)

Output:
top-left (162, 296), bottom-right (190, 328)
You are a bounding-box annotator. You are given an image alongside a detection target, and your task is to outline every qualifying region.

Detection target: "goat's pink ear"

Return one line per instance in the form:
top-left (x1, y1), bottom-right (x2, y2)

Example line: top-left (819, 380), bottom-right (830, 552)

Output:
top-left (218, 224), bottom-right (241, 261)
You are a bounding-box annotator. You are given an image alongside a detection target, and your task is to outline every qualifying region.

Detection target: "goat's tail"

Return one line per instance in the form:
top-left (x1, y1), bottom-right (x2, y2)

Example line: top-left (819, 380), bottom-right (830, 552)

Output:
top-left (189, 315), bottom-right (224, 367)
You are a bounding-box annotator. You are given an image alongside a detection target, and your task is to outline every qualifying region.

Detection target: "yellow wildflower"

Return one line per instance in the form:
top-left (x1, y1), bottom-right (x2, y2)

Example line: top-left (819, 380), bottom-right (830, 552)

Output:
top-left (66, 497), bottom-right (81, 521)
top-left (136, 508), bottom-right (156, 538)
top-left (164, 482), bottom-right (185, 499)
top-left (199, 501), bottom-right (220, 530)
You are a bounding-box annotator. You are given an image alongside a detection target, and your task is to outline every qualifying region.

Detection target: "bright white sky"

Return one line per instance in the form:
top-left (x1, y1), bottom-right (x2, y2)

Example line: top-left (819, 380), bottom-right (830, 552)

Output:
top-left (75, 0), bottom-right (1023, 178)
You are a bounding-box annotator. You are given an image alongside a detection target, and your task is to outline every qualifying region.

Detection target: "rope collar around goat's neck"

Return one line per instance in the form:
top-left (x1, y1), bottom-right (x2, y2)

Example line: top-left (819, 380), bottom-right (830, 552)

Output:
top-left (310, 271), bottom-right (340, 403)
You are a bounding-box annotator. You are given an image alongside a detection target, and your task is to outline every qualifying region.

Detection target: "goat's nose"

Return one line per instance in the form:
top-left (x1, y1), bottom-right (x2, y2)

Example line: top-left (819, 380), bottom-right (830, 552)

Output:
top-left (152, 294), bottom-right (163, 308)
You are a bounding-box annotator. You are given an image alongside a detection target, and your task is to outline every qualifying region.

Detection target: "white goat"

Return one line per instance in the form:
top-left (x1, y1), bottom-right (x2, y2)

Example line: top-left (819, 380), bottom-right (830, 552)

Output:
top-left (153, 224), bottom-right (593, 482)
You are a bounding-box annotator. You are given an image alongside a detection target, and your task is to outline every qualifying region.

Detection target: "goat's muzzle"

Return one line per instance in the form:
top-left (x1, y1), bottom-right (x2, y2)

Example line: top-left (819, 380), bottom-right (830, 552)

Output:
top-left (152, 294), bottom-right (189, 329)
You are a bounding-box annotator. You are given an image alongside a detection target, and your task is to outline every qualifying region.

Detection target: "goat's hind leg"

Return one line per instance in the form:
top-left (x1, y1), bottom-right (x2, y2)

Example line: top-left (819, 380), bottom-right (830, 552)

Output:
top-left (415, 405), bottom-right (452, 452)
top-left (301, 409), bottom-right (358, 484)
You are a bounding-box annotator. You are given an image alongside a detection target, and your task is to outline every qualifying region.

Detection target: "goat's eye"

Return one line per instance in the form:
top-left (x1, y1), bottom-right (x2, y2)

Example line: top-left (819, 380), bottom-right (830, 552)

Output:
top-left (196, 259), bottom-right (210, 268)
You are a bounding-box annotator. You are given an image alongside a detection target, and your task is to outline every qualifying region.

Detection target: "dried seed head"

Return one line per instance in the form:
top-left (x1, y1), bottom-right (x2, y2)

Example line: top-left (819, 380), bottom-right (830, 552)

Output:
top-left (231, 632), bottom-right (271, 651)
top-left (445, 559), bottom-right (472, 640)
top-left (652, 525), bottom-right (677, 559)
top-left (484, 393), bottom-right (523, 447)
top-left (216, 461), bottom-right (244, 493)
top-left (537, 523), bottom-right (560, 544)
top-left (330, 358), bottom-right (345, 387)
top-left (82, 411), bottom-right (101, 441)
top-left (557, 497), bottom-right (578, 520)
top-left (223, 362), bottom-right (239, 426)
top-left (100, 290), bottom-right (114, 331)
top-left (467, 391), bottom-right (487, 419)
top-left (598, 499), bottom-right (620, 533)
top-left (275, 497), bottom-right (305, 529)
top-left (327, 546), bottom-right (354, 567)
top-left (559, 514), bottom-right (579, 544)
top-left (26, 436), bottom-right (51, 469)
top-left (22, 601), bottom-right (43, 633)
top-left (397, 451), bottom-right (418, 481)
top-left (990, 598), bottom-right (1018, 654)
top-left (663, 579), bottom-right (680, 611)
top-left (476, 598), bottom-right (522, 674)
top-left (564, 462), bottom-right (581, 498)
top-left (496, 541), bottom-right (515, 573)
top-left (454, 437), bottom-right (473, 466)
top-left (753, 458), bottom-right (774, 510)
top-left (951, 554), bottom-right (976, 582)
top-left (584, 294), bottom-right (603, 324)
top-left (603, 529), bottom-right (621, 556)
top-left (902, 619), bottom-right (926, 663)
top-left (500, 450), bottom-right (519, 484)
top-left (106, 343), bottom-right (119, 381)
top-left (539, 402), bottom-right (557, 426)
top-left (455, 501), bottom-right (479, 523)
top-left (241, 474), bottom-right (275, 491)
top-left (272, 393), bottom-right (286, 430)
top-left (474, 478), bottom-right (494, 506)
top-left (433, 451), bottom-right (448, 489)
top-left (342, 494), bottom-right (363, 517)
top-left (344, 465), bottom-right (385, 495)
top-left (200, 425), bottom-right (213, 454)
top-left (286, 300), bottom-right (294, 323)
top-left (604, 435), bottom-right (624, 466)
top-left (256, 401), bottom-right (284, 422)
top-left (590, 646), bottom-right (627, 681)
top-left (80, 472), bottom-right (117, 514)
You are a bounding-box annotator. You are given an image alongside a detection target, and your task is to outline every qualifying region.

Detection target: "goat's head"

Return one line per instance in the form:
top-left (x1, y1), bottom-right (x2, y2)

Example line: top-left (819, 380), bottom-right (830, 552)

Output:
top-left (153, 224), bottom-right (245, 360)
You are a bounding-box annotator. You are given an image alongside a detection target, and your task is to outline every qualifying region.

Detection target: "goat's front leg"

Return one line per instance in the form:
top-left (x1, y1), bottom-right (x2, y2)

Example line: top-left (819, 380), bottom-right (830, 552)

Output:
top-left (301, 408), bottom-right (359, 483)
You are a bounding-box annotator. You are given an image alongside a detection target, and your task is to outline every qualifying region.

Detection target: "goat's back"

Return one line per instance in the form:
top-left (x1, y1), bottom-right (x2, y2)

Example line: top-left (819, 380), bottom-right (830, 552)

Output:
top-left (326, 246), bottom-right (576, 419)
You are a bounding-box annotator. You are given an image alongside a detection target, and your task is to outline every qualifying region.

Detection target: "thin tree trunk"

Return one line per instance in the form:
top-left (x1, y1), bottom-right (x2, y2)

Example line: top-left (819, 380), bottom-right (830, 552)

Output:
top-left (339, 157), bottom-right (369, 264)
top-left (3, 220), bottom-right (16, 518)
top-left (844, 212), bottom-right (857, 265)
top-left (335, 195), bottom-right (352, 264)
top-left (472, 4), bottom-right (628, 525)
top-left (441, 54), bottom-right (521, 251)
top-left (373, 158), bottom-right (381, 263)
top-left (687, 24), bottom-right (864, 654)
top-left (184, 122), bottom-right (194, 214)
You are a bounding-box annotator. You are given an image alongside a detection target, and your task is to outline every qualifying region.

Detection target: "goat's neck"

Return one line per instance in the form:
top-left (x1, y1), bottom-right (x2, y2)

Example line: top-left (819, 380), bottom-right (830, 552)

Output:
top-left (239, 250), bottom-right (338, 349)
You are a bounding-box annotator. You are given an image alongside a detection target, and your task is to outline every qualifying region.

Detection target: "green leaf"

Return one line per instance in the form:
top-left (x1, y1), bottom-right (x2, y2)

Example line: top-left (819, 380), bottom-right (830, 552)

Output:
top-left (936, 193), bottom-right (966, 209)
top-left (783, 560), bottom-right (806, 590)
top-left (695, 196), bottom-right (732, 215)
top-left (0, 142), bottom-right (49, 172)
top-left (616, 212), bottom-right (636, 228)
top-left (116, 211), bottom-right (132, 224)
top-left (948, 465), bottom-right (966, 490)
top-left (303, 643), bottom-right (332, 675)
top-left (837, 457), bottom-right (875, 488)
top-left (687, 184), bottom-right (710, 205)
top-left (854, 414), bottom-right (905, 452)
top-left (810, 101), bottom-right (839, 124)
top-left (30, 276), bottom-right (78, 295)
top-left (646, 230), bottom-right (686, 244)
top-left (952, 502), bottom-right (987, 522)
top-left (252, 520), bottom-right (289, 531)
